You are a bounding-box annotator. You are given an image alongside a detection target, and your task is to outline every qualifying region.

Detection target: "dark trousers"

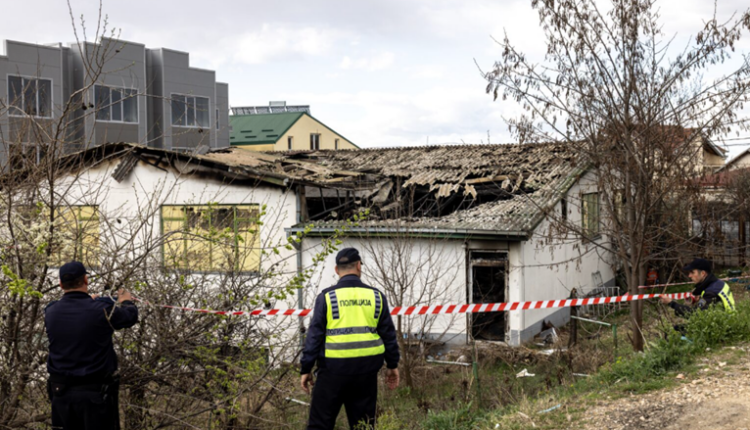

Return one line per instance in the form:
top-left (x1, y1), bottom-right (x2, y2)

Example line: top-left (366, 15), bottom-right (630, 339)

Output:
top-left (48, 381), bottom-right (120, 430)
top-left (307, 370), bottom-right (378, 430)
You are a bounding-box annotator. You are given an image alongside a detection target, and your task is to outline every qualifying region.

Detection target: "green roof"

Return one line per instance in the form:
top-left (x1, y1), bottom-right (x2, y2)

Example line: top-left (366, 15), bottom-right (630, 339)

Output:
top-left (229, 112), bottom-right (304, 146)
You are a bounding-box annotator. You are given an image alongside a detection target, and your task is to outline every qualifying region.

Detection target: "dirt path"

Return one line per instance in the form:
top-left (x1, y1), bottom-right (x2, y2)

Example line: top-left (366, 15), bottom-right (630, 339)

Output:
top-left (583, 347), bottom-right (750, 430)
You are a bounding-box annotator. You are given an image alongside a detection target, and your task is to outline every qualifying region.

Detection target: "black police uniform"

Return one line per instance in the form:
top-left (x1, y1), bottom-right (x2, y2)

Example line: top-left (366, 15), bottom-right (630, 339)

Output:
top-left (45, 291), bottom-right (138, 429)
top-left (301, 252), bottom-right (400, 430)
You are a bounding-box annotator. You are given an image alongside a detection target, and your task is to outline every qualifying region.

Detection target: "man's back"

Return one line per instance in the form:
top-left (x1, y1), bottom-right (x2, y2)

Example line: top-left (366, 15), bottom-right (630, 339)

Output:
top-left (45, 291), bottom-right (138, 377)
top-left (300, 275), bottom-right (399, 376)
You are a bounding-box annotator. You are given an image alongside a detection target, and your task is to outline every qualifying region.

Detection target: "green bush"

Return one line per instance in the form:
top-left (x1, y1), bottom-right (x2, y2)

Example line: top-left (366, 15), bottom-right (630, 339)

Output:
top-left (420, 403), bottom-right (480, 430)
top-left (685, 300), bottom-right (750, 348)
top-left (596, 299), bottom-right (750, 388)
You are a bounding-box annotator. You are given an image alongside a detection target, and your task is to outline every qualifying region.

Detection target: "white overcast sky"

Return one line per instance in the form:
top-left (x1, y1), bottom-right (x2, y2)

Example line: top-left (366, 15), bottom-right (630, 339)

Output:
top-left (3, 0), bottom-right (750, 157)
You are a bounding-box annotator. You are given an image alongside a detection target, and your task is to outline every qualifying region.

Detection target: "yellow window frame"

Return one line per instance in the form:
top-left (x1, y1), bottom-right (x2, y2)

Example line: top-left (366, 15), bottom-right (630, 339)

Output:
top-left (161, 204), bottom-right (261, 273)
top-left (51, 205), bottom-right (100, 268)
top-left (582, 192), bottom-right (601, 238)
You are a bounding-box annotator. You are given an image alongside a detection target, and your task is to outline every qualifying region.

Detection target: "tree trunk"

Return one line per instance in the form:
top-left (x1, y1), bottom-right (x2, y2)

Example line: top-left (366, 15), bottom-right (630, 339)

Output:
top-left (395, 316), bottom-right (413, 389)
top-left (629, 264), bottom-right (645, 351)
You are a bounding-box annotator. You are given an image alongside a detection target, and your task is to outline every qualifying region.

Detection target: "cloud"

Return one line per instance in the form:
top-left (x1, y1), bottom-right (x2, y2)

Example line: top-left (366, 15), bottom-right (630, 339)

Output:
top-left (285, 85), bottom-right (515, 148)
top-left (405, 66), bottom-right (445, 79)
top-left (226, 24), bottom-right (346, 65)
top-left (339, 51), bottom-right (395, 71)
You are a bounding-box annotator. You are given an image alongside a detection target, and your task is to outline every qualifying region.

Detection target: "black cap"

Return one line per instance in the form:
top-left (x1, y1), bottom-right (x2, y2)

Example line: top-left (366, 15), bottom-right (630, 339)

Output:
top-left (683, 258), bottom-right (712, 273)
top-left (59, 261), bottom-right (88, 283)
top-left (335, 248), bottom-right (361, 266)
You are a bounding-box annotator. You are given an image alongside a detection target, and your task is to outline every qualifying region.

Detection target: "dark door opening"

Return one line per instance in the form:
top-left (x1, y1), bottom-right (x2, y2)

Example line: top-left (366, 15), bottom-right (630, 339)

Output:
top-left (470, 251), bottom-right (508, 341)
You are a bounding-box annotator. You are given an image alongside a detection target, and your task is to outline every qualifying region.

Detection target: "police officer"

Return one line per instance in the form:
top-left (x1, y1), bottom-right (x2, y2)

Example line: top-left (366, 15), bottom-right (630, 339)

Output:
top-left (45, 261), bottom-right (139, 430)
top-left (300, 248), bottom-right (400, 430)
top-left (660, 258), bottom-right (735, 316)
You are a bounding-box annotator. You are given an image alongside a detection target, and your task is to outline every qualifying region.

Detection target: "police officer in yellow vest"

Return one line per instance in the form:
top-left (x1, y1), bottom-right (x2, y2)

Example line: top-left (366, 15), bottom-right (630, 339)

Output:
top-left (300, 248), bottom-right (400, 430)
top-left (660, 258), bottom-right (735, 316)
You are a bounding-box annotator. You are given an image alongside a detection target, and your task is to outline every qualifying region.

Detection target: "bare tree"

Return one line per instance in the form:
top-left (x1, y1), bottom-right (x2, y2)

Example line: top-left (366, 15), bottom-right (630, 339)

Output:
top-left (0, 6), bottom-right (355, 430)
top-left (483, 0), bottom-right (750, 350)
top-left (358, 231), bottom-right (461, 389)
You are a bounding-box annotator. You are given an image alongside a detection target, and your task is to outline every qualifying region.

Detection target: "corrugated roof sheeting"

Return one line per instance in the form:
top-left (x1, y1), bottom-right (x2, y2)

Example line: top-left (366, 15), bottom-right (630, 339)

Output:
top-left (299, 144), bottom-right (587, 236)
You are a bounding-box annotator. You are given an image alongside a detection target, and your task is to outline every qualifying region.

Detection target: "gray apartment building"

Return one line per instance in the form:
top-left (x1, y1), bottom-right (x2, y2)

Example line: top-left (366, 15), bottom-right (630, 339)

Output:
top-left (0, 38), bottom-right (229, 166)
top-left (146, 48), bottom-right (229, 151)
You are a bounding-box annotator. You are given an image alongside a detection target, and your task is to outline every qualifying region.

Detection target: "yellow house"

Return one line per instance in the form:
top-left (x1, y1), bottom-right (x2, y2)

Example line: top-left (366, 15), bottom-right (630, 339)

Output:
top-left (229, 112), bottom-right (358, 151)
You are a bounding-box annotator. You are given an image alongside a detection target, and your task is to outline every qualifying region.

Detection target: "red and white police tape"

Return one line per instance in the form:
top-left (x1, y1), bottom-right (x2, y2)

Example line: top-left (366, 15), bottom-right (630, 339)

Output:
top-left (134, 292), bottom-right (693, 318)
top-left (637, 275), bottom-right (750, 289)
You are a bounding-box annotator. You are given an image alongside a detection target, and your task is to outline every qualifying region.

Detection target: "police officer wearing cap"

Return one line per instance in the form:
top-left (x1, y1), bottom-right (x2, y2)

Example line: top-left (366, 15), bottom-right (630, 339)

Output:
top-left (660, 258), bottom-right (736, 316)
top-left (300, 248), bottom-right (400, 430)
top-left (45, 261), bottom-right (139, 429)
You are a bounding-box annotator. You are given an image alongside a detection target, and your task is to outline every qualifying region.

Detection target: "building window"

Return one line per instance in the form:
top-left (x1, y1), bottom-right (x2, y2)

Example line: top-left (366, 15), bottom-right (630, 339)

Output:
top-left (51, 206), bottom-right (100, 268)
top-left (335, 138), bottom-right (339, 150)
top-left (582, 192), bottom-right (600, 238)
top-left (161, 204), bottom-right (261, 272)
top-left (215, 109), bottom-right (220, 130)
top-left (8, 76), bottom-right (52, 118)
top-left (288, 136), bottom-right (293, 150)
top-left (94, 85), bottom-right (138, 123)
top-left (8, 143), bottom-right (46, 169)
top-left (310, 134), bottom-right (320, 150)
top-left (171, 94), bottom-right (210, 128)
top-left (560, 198), bottom-right (567, 221)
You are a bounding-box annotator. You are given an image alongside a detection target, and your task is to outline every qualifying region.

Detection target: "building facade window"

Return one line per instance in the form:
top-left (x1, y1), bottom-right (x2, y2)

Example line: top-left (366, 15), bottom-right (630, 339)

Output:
top-left (335, 138), bottom-right (339, 150)
top-left (171, 94), bottom-right (210, 128)
top-left (161, 204), bottom-right (260, 273)
top-left (8, 76), bottom-right (52, 118)
top-left (288, 136), bottom-right (293, 150)
top-left (310, 134), bottom-right (320, 150)
top-left (51, 206), bottom-right (100, 268)
top-left (94, 85), bottom-right (138, 123)
top-left (582, 192), bottom-right (601, 238)
top-left (216, 109), bottom-right (220, 130)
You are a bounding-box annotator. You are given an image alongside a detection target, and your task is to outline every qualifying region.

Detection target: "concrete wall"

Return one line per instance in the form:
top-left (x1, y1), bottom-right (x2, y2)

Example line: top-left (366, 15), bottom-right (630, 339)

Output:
top-left (58, 159), bottom-right (297, 277)
top-left (216, 82), bottom-right (230, 148)
top-left (0, 38), bottom-right (229, 164)
top-left (300, 236), bottom-right (468, 346)
top-left (69, 39), bottom-right (148, 147)
top-left (148, 49), bottom-right (220, 151)
top-left (508, 170), bottom-right (616, 344)
top-left (0, 40), bottom-right (65, 165)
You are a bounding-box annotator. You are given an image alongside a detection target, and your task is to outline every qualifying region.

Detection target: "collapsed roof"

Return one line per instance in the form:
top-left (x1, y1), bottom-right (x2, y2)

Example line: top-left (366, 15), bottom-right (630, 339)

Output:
top-left (283, 143), bottom-right (586, 239)
top-left (53, 142), bottom-right (586, 239)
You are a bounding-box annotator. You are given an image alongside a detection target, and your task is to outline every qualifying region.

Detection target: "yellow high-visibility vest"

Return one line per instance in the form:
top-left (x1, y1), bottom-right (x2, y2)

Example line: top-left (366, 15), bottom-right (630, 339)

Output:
top-left (324, 287), bottom-right (385, 359)
top-left (702, 283), bottom-right (736, 313)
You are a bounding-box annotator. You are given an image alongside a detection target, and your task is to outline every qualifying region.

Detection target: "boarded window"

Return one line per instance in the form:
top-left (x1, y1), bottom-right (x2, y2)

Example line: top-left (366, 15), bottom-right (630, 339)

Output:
top-left (582, 192), bottom-right (600, 237)
top-left (161, 205), bottom-right (260, 272)
top-left (51, 206), bottom-right (100, 267)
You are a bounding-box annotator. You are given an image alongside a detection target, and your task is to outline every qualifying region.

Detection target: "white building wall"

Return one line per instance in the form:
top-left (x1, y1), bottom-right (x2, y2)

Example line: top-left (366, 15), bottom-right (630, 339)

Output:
top-left (508, 170), bottom-right (616, 344)
top-left (58, 159), bottom-right (297, 280)
top-left (300, 237), bottom-right (468, 346)
top-left (298, 171), bottom-right (616, 347)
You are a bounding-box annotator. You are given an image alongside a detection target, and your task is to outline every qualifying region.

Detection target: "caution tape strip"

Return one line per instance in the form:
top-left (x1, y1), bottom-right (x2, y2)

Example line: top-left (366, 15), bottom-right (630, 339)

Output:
top-left (637, 275), bottom-right (750, 289)
top-left (135, 292), bottom-right (693, 318)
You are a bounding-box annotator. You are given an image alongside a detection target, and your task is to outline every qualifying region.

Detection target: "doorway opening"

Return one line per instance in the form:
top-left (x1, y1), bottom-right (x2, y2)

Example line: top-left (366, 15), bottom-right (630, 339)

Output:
top-left (469, 251), bottom-right (508, 342)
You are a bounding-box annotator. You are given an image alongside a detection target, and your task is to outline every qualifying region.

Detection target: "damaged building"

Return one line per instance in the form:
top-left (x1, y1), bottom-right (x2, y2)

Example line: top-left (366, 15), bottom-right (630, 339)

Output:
top-left (276, 143), bottom-right (617, 346)
top-left (44, 141), bottom-right (615, 346)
